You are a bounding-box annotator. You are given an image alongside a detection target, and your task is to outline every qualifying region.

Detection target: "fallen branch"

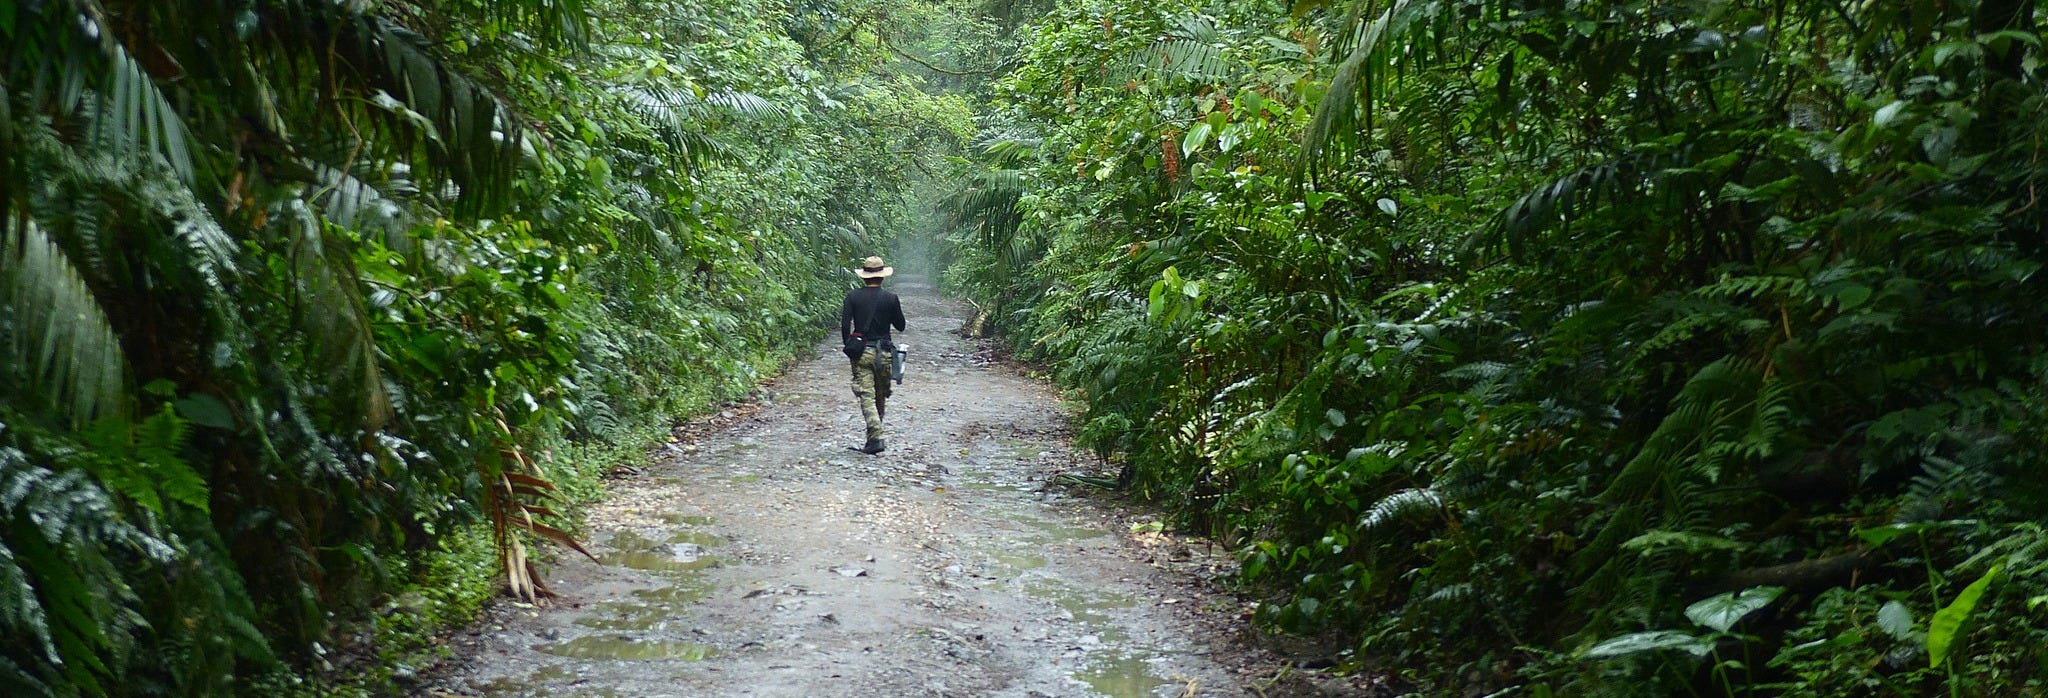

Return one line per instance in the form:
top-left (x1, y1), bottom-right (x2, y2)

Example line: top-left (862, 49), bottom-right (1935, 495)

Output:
top-left (1708, 550), bottom-right (1876, 593)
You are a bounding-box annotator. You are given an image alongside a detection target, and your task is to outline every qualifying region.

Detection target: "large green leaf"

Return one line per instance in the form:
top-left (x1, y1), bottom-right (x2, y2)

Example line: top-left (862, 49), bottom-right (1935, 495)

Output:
top-left (1876, 600), bottom-right (1918, 642)
top-left (1929, 564), bottom-right (2001, 668)
top-left (1685, 586), bottom-right (1784, 634)
top-left (1583, 630), bottom-right (1716, 659)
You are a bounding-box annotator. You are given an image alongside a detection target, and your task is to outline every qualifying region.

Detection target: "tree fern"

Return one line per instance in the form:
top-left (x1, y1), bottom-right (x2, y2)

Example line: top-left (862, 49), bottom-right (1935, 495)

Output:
top-left (1898, 455), bottom-right (1993, 524)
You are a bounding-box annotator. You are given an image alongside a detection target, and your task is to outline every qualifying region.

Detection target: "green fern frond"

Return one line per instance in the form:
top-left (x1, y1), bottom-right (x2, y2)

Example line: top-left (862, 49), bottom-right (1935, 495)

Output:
top-left (1900, 454), bottom-right (1992, 523)
top-left (131, 407), bottom-right (207, 514)
top-left (1604, 358), bottom-right (1778, 497)
top-left (1359, 487), bottom-right (1443, 532)
top-left (0, 451), bottom-right (175, 689)
top-left (1419, 581), bottom-right (1473, 608)
top-left (1695, 274), bottom-right (1805, 301)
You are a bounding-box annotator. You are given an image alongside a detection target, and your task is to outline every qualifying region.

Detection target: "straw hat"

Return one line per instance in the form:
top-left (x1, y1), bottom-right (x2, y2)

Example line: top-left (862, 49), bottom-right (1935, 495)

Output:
top-left (855, 256), bottom-right (894, 279)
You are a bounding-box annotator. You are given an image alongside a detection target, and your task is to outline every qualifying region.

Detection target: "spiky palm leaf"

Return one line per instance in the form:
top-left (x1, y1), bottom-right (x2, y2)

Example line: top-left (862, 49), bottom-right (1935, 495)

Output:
top-left (1299, 0), bottom-right (1421, 180)
top-left (279, 200), bottom-right (394, 431)
top-left (434, 0), bottom-right (592, 49)
top-left (5, 0), bottom-right (198, 183)
top-left (620, 87), bottom-right (789, 169)
top-left (306, 158), bottom-right (420, 252)
top-left (1113, 14), bottom-right (1235, 84)
top-left (0, 216), bottom-right (126, 425)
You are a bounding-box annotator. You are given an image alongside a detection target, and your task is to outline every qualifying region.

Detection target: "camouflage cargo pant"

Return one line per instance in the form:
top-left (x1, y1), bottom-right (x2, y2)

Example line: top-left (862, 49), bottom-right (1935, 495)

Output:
top-left (850, 347), bottom-right (891, 441)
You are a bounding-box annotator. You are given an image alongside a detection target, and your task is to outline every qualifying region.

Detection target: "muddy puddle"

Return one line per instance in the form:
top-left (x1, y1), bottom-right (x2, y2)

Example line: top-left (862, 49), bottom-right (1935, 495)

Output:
top-left (437, 280), bottom-right (1249, 697)
top-left (536, 635), bottom-right (719, 661)
top-left (600, 529), bottom-right (722, 574)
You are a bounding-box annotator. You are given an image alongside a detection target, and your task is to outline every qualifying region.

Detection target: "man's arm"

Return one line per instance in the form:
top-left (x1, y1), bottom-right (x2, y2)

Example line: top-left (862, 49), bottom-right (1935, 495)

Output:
top-left (840, 293), bottom-right (853, 340)
top-left (889, 294), bottom-right (906, 332)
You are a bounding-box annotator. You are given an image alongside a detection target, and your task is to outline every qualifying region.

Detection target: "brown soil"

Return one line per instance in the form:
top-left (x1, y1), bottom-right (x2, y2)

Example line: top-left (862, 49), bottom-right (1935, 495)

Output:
top-left (427, 279), bottom-right (1371, 697)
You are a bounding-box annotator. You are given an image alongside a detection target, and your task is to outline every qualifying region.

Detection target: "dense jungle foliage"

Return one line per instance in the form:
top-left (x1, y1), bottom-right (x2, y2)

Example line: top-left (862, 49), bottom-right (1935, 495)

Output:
top-left (7, 0), bottom-right (2048, 695)
top-left (938, 0), bottom-right (2048, 694)
top-left (0, 0), bottom-right (973, 693)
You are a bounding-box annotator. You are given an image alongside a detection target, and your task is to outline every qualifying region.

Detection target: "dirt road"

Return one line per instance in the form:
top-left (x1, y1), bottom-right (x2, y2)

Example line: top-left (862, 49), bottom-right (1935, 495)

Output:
top-left (436, 279), bottom-right (1261, 697)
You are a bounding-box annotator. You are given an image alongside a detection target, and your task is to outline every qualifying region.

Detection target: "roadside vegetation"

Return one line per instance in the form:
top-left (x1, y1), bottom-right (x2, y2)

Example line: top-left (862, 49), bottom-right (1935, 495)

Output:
top-left (939, 0), bottom-right (2048, 694)
top-left (0, 0), bottom-right (965, 693)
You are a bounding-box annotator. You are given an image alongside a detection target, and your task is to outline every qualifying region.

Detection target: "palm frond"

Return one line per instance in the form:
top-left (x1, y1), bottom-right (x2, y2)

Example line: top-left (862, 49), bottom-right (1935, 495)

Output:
top-left (88, 38), bottom-right (194, 182)
top-left (944, 135), bottom-right (1034, 242)
top-left (7, 1), bottom-right (197, 182)
top-left (437, 0), bottom-right (591, 49)
top-left (249, 5), bottom-right (533, 215)
top-left (0, 215), bottom-right (126, 425)
top-left (979, 135), bottom-right (1042, 167)
top-left (306, 159), bottom-right (418, 252)
top-left (279, 201), bottom-right (392, 432)
top-left (1113, 15), bottom-right (1235, 84)
top-left (700, 90), bottom-right (788, 119)
top-left (108, 153), bottom-right (240, 293)
top-left (1484, 150), bottom-right (1671, 260)
top-left (619, 87), bottom-right (786, 168)
top-left (1299, 0), bottom-right (1415, 180)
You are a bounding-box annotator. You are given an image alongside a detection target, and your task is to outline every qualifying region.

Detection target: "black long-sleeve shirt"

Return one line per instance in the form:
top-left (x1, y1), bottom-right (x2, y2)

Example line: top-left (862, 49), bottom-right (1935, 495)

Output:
top-left (840, 286), bottom-right (905, 343)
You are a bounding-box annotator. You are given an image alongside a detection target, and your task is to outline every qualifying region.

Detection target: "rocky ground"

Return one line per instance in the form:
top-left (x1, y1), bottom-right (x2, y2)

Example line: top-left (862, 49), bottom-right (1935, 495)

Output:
top-left (430, 279), bottom-right (1378, 698)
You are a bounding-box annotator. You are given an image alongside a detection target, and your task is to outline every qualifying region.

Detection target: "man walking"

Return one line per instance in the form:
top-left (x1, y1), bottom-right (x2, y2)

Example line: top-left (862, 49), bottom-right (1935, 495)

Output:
top-left (841, 256), bottom-right (905, 454)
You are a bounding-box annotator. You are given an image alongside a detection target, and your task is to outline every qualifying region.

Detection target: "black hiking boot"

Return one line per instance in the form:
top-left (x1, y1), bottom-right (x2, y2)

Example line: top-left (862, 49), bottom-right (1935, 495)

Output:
top-left (858, 438), bottom-right (886, 455)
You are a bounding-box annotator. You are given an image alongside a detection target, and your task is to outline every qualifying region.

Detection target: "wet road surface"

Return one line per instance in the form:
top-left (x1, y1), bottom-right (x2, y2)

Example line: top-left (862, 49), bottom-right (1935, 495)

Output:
top-left (436, 279), bottom-right (1251, 697)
